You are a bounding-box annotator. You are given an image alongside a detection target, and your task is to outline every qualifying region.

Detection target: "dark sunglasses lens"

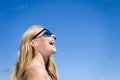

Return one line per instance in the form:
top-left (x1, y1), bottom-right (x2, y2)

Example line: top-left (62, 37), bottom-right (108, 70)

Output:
top-left (43, 30), bottom-right (56, 40)
top-left (43, 31), bottom-right (51, 37)
top-left (54, 36), bottom-right (56, 40)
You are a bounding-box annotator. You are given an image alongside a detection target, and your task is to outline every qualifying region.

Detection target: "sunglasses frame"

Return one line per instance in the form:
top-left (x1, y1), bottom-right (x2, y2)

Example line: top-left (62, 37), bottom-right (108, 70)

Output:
top-left (32, 28), bottom-right (55, 40)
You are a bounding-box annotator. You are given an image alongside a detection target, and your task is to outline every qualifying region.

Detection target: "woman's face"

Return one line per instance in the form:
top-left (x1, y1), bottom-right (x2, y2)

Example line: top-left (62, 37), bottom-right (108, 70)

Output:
top-left (32, 28), bottom-right (57, 57)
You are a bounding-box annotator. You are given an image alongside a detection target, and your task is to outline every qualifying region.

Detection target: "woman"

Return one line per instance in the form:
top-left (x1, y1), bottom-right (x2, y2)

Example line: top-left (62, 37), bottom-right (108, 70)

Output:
top-left (11, 25), bottom-right (58, 80)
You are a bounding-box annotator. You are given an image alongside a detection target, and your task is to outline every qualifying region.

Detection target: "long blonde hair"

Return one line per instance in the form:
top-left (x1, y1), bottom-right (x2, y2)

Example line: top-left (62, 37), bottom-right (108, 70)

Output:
top-left (11, 25), bottom-right (58, 80)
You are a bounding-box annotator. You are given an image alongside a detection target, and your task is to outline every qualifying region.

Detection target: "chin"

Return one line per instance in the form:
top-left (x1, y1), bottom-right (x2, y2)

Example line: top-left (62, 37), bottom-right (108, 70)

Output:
top-left (46, 46), bottom-right (56, 54)
top-left (51, 49), bottom-right (57, 54)
top-left (49, 44), bottom-right (57, 54)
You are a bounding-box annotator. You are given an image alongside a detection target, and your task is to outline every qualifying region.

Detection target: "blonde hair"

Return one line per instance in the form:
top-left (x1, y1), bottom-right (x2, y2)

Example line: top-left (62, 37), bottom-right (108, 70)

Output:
top-left (11, 25), bottom-right (58, 80)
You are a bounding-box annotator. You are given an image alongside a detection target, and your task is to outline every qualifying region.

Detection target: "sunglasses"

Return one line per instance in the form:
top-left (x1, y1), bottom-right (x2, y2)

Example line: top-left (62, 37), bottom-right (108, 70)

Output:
top-left (32, 28), bottom-right (56, 40)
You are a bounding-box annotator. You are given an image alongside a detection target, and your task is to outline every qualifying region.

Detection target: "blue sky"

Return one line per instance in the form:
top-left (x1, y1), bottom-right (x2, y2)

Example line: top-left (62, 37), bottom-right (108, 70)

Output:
top-left (0, 0), bottom-right (120, 80)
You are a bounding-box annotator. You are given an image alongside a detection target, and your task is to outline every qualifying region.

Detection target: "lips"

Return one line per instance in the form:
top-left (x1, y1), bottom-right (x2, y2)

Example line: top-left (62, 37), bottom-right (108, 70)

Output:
top-left (49, 40), bottom-right (55, 46)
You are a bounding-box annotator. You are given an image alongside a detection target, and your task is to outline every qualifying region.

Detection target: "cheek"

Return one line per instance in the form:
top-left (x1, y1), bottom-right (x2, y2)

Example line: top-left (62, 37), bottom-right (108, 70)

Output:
top-left (38, 38), bottom-right (49, 48)
top-left (38, 40), bottom-right (50, 55)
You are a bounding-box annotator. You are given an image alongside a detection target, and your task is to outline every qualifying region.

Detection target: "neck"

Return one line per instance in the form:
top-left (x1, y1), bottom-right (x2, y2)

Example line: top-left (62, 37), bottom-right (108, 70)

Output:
top-left (32, 51), bottom-right (49, 68)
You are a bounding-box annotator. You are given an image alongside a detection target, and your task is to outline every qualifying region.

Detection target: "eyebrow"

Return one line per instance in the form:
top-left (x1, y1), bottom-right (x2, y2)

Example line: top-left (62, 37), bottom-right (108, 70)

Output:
top-left (32, 28), bottom-right (46, 39)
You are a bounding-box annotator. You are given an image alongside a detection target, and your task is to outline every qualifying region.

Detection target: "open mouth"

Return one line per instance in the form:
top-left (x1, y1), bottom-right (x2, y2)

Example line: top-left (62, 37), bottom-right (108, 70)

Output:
top-left (49, 41), bottom-right (55, 46)
top-left (49, 39), bottom-right (56, 52)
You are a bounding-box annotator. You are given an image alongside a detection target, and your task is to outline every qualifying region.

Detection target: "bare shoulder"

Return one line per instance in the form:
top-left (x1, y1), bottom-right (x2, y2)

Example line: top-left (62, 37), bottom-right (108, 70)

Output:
top-left (24, 66), bottom-right (48, 80)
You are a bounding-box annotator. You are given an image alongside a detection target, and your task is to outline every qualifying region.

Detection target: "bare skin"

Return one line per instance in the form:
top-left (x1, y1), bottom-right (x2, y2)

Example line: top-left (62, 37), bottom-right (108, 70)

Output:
top-left (24, 28), bottom-right (56, 80)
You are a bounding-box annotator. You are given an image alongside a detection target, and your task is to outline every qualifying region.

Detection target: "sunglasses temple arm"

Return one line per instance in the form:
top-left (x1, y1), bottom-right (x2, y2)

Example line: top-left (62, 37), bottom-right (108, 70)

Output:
top-left (32, 29), bottom-right (45, 39)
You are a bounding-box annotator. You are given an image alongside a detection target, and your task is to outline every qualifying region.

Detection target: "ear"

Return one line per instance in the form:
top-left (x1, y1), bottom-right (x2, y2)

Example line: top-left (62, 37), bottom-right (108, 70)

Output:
top-left (31, 40), bottom-right (38, 47)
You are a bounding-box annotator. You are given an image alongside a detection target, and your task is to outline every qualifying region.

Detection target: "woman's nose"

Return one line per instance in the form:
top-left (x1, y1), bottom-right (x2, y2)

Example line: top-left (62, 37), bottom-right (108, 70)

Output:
top-left (51, 34), bottom-right (56, 40)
